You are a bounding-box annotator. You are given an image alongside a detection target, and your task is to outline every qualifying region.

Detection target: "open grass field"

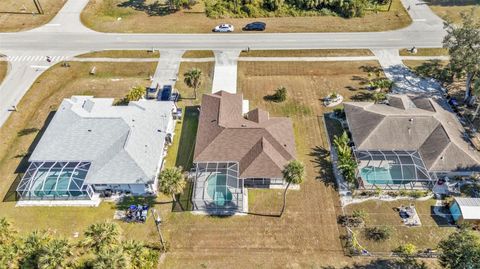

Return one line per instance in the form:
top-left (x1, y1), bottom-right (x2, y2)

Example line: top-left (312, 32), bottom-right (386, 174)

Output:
top-left (399, 48), bottom-right (449, 56)
top-left (0, 0), bottom-right (66, 32)
top-left (81, 0), bottom-right (411, 33)
top-left (77, 50), bottom-right (160, 58)
top-left (240, 49), bottom-right (374, 57)
top-left (0, 59), bottom-right (7, 84)
top-left (344, 199), bottom-right (456, 253)
top-left (182, 50), bottom-right (215, 58)
top-left (427, 3), bottom-right (480, 24)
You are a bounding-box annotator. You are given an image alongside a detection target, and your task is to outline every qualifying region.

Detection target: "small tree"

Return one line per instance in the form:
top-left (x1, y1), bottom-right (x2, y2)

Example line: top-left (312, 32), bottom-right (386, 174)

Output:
top-left (443, 9), bottom-right (480, 102)
top-left (124, 86), bottom-right (146, 103)
top-left (123, 240), bottom-right (157, 269)
top-left (38, 238), bottom-right (73, 269)
top-left (438, 227), bottom-right (480, 268)
top-left (395, 243), bottom-right (417, 257)
top-left (365, 226), bottom-right (392, 241)
top-left (279, 160), bottom-right (305, 217)
top-left (183, 68), bottom-right (203, 99)
top-left (158, 167), bottom-right (187, 206)
top-left (272, 86), bottom-right (287, 102)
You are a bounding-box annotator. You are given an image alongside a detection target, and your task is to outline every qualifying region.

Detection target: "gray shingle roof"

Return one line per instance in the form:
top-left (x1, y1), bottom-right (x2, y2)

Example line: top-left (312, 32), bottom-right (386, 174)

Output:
top-left (344, 94), bottom-right (480, 173)
top-left (29, 96), bottom-right (175, 185)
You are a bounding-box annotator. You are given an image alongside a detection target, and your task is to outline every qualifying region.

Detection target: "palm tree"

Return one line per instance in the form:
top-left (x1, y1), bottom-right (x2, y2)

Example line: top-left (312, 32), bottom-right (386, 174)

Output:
top-left (158, 166), bottom-right (187, 207)
top-left (21, 230), bottom-right (52, 268)
top-left (279, 160), bottom-right (305, 217)
top-left (83, 222), bottom-right (122, 252)
top-left (0, 219), bottom-right (19, 268)
top-left (92, 246), bottom-right (129, 269)
top-left (38, 238), bottom-right (73, 269)
top-left (371, 91), bottom-right (386, 104)
top-left (123, 240), bottom-right (156, 269)
top-left (183, 68), bottom-right (203, 99)
top-left (125, 86), bottom-right (145, 102)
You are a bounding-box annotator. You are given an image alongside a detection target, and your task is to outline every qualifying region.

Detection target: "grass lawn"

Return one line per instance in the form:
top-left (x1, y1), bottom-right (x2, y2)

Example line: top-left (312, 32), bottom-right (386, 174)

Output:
top-left (0, 59), bottom-right (7, 84)
top-left (403, 60), bottom-right (449, 70)
top-left (427, 2), bottom-right (480, 24)
top-left (76, 50), bottom-right (160, 58)
top-left (240, 49), bottom-right (374, 57)
top-left (182, 50), bottom-right (214, 58)
top-left (81, 0), bottom-right (411, 33)
top-left (0, 0), bottom-right (66, 32)
top-left (0, 61), bottom-right (169, 243)
top-left (399, 48), bottom-right (449, 56)
top-left (344, 199), bottom-right (456, 253)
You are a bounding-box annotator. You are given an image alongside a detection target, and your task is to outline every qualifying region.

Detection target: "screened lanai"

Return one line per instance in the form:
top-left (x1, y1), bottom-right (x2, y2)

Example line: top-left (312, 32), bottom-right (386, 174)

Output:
top-left (16, 161), bottom-right (94, 200)
top-left (192, 162), bottom-right (245, 214)
top-left (355, 150), bottom-right (434, 190)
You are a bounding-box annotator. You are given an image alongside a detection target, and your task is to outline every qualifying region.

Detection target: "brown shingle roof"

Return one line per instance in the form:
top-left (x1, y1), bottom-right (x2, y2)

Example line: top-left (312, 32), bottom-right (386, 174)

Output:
top-left (194, 91), bottom-right (296, 178)
top-left (344, 94), bottom-right (480, 172)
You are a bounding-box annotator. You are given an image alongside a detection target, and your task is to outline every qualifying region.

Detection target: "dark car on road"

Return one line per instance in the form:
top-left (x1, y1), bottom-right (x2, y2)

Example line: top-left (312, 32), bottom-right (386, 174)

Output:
top-left (243, 22), bottom-right (266, 31)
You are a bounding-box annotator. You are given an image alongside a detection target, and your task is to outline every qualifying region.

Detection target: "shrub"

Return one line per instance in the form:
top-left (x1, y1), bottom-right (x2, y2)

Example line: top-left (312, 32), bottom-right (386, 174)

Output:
top-left (352, 209), bottom-right (368, 221)
top-left (271, 86), bottom-right (287, 102)
top-left (337, 214), bottom-right (364, 227)
top-left (394, 243), bottom-right (417, 256)
top-left (365, 226), bottom-right (392, 241)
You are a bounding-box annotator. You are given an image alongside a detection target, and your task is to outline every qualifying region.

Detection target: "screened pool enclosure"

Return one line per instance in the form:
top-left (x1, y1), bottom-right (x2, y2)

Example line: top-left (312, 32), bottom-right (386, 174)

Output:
top-left (192, 162), bottom-right (245, 214)
top-left (16, 161), bottom-right (94, 200)
top-left (355, 150), bottom-right (434, 189)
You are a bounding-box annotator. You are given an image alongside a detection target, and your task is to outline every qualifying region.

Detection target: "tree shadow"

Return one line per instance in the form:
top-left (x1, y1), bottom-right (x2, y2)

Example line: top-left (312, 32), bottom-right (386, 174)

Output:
top-left (174, 106), bottom-right (199, 170)
top-left (118, 0), bottom-right (175, 16)
top-left (350, 92), bottom-right (373, 102)
top-left (310, 146), bottom-right (336, 189)
top-left (3, 111), bottom-right (56, 202)
top-left (322, 257), bottom-right (427, 268)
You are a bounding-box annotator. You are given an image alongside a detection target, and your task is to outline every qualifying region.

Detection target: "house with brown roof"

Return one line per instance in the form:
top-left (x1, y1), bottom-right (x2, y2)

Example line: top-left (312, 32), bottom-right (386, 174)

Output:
top-left (191, 91), bottom-right (296, 214)
top-left (344, 94), bottom-right (480, 189)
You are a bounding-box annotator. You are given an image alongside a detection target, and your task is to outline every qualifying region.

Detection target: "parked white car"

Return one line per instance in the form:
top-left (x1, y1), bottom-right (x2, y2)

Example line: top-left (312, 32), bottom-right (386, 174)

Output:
top-left (213, 24), bottom-right (234, 32)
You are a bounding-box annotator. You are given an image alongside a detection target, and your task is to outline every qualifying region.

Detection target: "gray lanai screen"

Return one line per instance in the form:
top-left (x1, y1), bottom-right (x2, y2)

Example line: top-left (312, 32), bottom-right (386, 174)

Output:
top-left (16, 161), bottom-right (93, 200)
top-left (355, 150), bottom-right (433, 189)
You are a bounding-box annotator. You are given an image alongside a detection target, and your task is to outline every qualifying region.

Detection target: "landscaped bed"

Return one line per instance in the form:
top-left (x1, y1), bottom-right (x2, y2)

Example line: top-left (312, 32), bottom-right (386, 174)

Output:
top-left (0, 0), bottom-right (66, 32)
top-left (81, 0), bottom-right (412, 33)
top-left (344, 199), bottom-right (456, 253)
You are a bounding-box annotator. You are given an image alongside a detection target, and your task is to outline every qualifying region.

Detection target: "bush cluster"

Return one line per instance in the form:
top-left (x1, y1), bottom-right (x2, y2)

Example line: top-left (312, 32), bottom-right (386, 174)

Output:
top-left (205, 0), bottom-right (381, 19)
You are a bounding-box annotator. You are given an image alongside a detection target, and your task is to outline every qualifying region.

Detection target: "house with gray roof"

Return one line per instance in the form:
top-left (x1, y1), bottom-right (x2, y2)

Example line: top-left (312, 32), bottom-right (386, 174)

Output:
top-left (16, 96), bottom-right (177, 203)
top-left (344, 94), bottom-right (480, 189)
top-left (192, 91), bottom-right (296, 214)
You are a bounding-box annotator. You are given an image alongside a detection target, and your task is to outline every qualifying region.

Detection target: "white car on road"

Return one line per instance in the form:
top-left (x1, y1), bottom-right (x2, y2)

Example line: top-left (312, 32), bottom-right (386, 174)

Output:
top-left (213, 24), bottom-right (234, 32)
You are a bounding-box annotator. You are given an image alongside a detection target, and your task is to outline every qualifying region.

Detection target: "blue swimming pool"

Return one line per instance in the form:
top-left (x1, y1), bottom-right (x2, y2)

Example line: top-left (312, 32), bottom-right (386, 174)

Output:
top-left (206, 173), bottom-right (232, 206)
top-left (360, 166), bottom-right (412, 185)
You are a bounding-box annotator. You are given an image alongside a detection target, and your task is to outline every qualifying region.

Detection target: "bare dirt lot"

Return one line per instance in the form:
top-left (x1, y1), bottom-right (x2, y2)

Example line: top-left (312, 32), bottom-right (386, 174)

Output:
top-left (81, 0), bottom-right (411, 33)
top-left (0, 0), bottom-right (66, 32)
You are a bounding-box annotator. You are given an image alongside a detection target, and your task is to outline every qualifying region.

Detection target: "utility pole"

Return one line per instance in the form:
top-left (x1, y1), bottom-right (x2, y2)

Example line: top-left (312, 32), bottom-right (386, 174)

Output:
top-left (33, 0), bottom-right (44, 14)
top-left (151, 209), bottom-right (166, 250)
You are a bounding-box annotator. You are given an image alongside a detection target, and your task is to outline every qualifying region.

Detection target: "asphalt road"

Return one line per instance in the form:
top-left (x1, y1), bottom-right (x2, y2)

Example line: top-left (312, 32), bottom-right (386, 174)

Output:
top-left (0, 0), bottom-right (447, 127)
